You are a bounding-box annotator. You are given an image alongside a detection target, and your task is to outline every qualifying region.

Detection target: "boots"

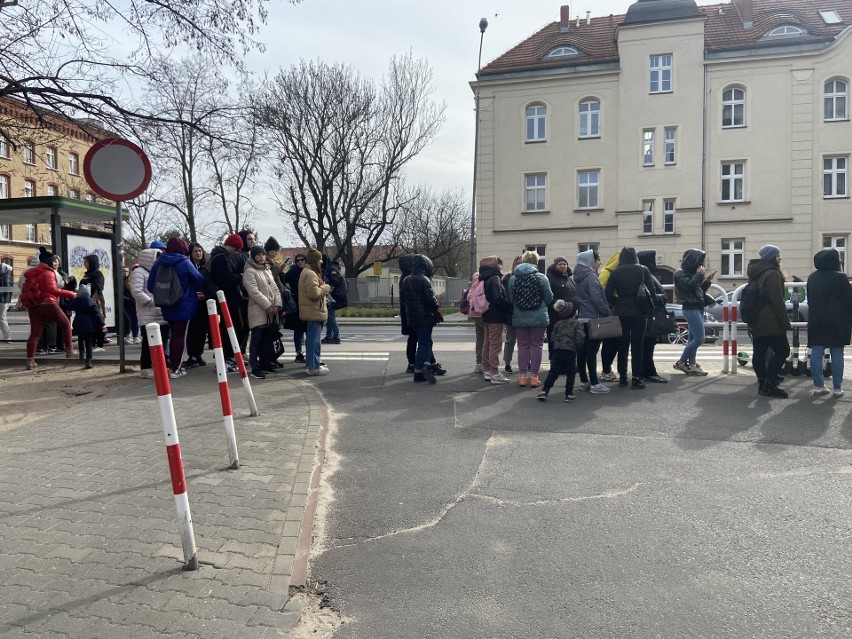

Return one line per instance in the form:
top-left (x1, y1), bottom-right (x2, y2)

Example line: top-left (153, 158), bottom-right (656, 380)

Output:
top-left (631, 377), bottom-right (646, 389)
top-left (760, 382), bottom-right (788, 398)
top-left (26, 358), bottom-right (37, 370)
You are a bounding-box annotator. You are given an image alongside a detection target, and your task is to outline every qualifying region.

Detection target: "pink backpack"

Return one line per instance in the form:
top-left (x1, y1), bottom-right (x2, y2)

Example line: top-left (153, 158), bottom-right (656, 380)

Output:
top-left (468, 278), bottom-right (489, 314)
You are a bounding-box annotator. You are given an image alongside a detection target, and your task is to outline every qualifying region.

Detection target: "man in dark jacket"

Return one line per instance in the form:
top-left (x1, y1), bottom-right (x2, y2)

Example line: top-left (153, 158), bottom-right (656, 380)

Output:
top-left (283, 253), bottom-right (307, 362)
top-left (807, 248), bottom-right (852, 397)
top-left (399, 254), bottom-right (445, 377)
top-left (546, 256), bottom-right (575, 359)
top-left (400, 254), bottom-right (439, 384)
top-left (479, 256), bottom-right (512, 384)
top-left (208, 233), bottom-right (244, 369)
top-left (605, 247), bottom-right (656, 389)
top-left (637, 250), bottom-right (669, 383)
top-left (746, 244), bottom-right (791, 398)
top-left (673, 248), bottom-right (714, 376)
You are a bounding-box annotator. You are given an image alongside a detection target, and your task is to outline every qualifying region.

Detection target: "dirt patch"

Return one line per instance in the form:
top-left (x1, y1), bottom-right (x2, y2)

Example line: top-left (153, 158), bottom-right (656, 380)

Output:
top-left (0, 363), bottom-right (138, 433)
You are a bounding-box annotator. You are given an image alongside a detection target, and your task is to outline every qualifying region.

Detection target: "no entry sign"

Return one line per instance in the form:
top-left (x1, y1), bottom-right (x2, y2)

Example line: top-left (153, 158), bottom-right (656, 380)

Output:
top-left (84, 138), bottom-right (152, 201)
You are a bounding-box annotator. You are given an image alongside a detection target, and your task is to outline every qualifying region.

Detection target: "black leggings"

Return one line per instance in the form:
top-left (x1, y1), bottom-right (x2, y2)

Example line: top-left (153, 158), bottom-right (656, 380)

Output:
top-left (578, 324), bottom-right (602, 385)
top-left (617, 316), bottom-right (647, 380)
top-left (752, 334), bottom-right (790, 385)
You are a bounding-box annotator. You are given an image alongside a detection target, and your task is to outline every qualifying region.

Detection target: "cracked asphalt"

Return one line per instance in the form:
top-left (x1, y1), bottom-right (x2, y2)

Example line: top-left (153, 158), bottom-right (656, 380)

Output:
top-left (307, 338), bottom-right (852, 639)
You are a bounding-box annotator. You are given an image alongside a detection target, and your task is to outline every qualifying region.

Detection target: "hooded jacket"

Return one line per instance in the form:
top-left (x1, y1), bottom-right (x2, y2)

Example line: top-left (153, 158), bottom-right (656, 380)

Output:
top-left (243, 257), bottom-right (282, 329)
top-left (807, 249), bottom-right (852, 347)
top-left (573, 251), bottom-right (609, 322)
top-left (22, 263), bottom-right (76, 306)
top-left (507, 262), bottom-right (553, 328)
top-left (298, 264), bottom-right (330, 323)
top-left (479, 257), bottom-right (511, 324)
top-left (282, 260), bottom-right (308, 331)
top-left (746, 258), bottom-right (791, 338)
top-left (637, 250), bottom-right (668, 312)
top-left (69, 286), bottom-right (105, 334)
top-left (400, 254), bottom-right (439, 327)
top-left (147, 251), bottom-right (204, 322)
top-left (130, 249), bottom-right (164, 326)
top-left (80, 254), bottom-right (105, 298)
top-left (546, 261), bottom-right (576, 326)
top-left (674, 249), bottom-right (710, 310)
top-left (208, 245), bottom-right (243, 308)
top-left (605, 247), bottom-right (656, 318)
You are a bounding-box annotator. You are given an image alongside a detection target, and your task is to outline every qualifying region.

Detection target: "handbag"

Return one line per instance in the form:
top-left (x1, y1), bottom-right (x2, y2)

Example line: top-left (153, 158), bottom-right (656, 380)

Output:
top-left (588, 316), bottom-right (622, 340)
top-left (647, 309), bottom-right (677, 336)
top-left (636, 266), bottom-right (655, 317)
top-left (282, 284), bottom-right (298, 314)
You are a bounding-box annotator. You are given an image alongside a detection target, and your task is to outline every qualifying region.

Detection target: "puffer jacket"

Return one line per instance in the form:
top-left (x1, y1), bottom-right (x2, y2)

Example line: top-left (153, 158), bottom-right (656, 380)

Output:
top-left (508, 262), bottom-right (553, 328)
top-left (807, 249), bottom-right (852, 347)
top-left (147, 252), bottom-right (204, 322)
top-left (398, 254), bottom-right (415, 334)
top-left (573, 255), bottom-right (609, 322)
top-left (480, 261), bottom-right (511, 324)
top-left (746, 258), bottom-right (791, 338)
top-left (69, 288), bottom-right (105, 334)
top-left (243, 258), bottom-right (282, 329)
top-left (208, 246), bottom-right (243, 308)
top-left (550, 316), bottom-right (585, 352)
top-left (131, 249), bottom-right (164, 326)
top-left (298, 266), bottom-right (330, 323)
top-left (674, 248), bottom-right (710, 310)
top-left (546, 263), bottom-right (576, 326)
top-left (605, 247), bottom-right (656, 318)
top-left (22, 263), bottom-right (76, 306)
top-left (401, 254), bottom-right (439, 327)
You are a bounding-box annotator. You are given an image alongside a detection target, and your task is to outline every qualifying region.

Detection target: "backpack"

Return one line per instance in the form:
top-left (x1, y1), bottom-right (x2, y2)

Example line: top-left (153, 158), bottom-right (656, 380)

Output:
top-left (468, 279), bottom-right (489, 314)
top-left (153, 264), bottom-right (183, 307)
top-left (19, 276), bottom-right (38, 309)
top-left (459, 288), bottom-right (470, 315)
top-left (514, 272), bottom-right (543, 311)
top-left (739, 277), bottom-right (764, 325)
top-left (329, 271), bottom-right (350, 309)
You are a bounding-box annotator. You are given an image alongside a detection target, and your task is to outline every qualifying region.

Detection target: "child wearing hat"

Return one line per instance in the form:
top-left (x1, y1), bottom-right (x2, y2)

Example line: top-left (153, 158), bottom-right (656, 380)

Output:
top-left (538, 299), bottom-right (584, 402)
top-left (69, 284), bottom-right (106, 369)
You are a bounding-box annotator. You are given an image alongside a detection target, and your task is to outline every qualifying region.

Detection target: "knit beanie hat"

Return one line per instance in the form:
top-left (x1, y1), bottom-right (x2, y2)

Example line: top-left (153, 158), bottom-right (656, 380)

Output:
top-left (166, 237), bottom-right (189, 255)
top-left (306, 248), bottom-right (323, 265)
top-left (77, 284), bottom-right (91, 298)
top-left (38, 246), bottom-right (55, 265)
top-left (759, 245), bottom-right (780, 262)
top-left (224, 233), bottom-right (244, 250)
top-left (149, 240), bottom-right (167, 250)
top-left (264, 236), bottom-right (281, 252)
top-left (553, 299), bottom-right (575, 318)
top-left (250, 245), bottom-right (265, 260)
top-left (553, 256), bottom-right (568, 266)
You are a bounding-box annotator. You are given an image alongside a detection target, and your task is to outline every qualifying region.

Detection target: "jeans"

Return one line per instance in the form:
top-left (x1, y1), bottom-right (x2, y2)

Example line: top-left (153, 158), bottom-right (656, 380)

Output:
top-left (516, 326), bottom-right (546, 374)
top-left (810, 345), bottom-right (844, 390)
top-left (407, 326), bottom-right (435, 367)
top-left (27, 304), bottom-right (72, 358)
top-left (0, 302), bottom-right (9, 340)
top-left (752, 334), bottom-right (790, 385)
top-left (617, 316), bottom-right (647, 380)
top-left (325, 307), bottom-right (339, 340)
top-left (679, 309), bottom-right (705, 366)
top-left (305, 321), bottom-right (323, 368)
top-left (412, 322), bottom-right (434, 372)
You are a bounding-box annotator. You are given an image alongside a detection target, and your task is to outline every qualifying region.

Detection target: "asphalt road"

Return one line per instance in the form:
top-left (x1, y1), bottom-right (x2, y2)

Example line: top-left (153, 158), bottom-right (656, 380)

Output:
top-left (304, 332), bottom-right (852, 639)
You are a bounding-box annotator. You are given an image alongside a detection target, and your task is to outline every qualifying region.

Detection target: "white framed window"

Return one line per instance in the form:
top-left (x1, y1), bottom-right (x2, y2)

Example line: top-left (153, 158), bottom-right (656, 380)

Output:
top-left (649, 54), bottom-right (672, 94)
top-left (823, 236), bottom-right (847, 272)
top-left (642, 200), bottom-right (654, 234)
top-left (546, 47), bottom-right (579, 58)
top-left (823, 156), bottom-right (848, 198)
top-left (578, 170), bottom-right (600, 209)
top-left (663, 199), bottom-right (676, 234)
top-left (764, 25), bottom-right (806, 38)
top-left (68, 152), bottom-right (80, 175)
top-left (45, 146), bottom-right (57, 170)
top-left (579, 99), bottom-right (600, 138)
top-left (47, 184), bottom-right (58, 196)
top-left (664, 127), bottom-right (677, 165)
top-left (0, 225), bottom-right (9, 240)
top-left (85, 192), bottom-right (95, 202)
top-left (524, 174), bottom-right (547, 212)
top-left (23, 141), bottom-right (35, 165)
top-left (525, 104), bottom-right (546, 142)
top-left (825, 79), bottom-right (848, 121)
top-left (722, 87), bottom-right (746, 127)
top-left (721, 239), bottom-right (744, 277)
top-left (642, 129), bottom-right (655, 166)
top-left (721, 162), bottom-right (745, 202)
top-left (23, 179), bottom-right (35, 198)
top-left (0, 137), bottom-right (8, 159)
top-left (25, 224), bottom-right (36, 242)
top-left (0, 175), bottom-right (9, 199)
top-left (68, 188), bottom-right (80, 200)
top-left (820, 10), bottom-right (842, 24)
top-left (578, 242), bottom-right (599, 254)
top-left (524, 244), bottom-right (547, 273)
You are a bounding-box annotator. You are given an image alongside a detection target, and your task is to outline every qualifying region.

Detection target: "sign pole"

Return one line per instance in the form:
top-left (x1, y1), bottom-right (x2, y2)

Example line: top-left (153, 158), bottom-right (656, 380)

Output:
top-left (115, 200), bottom-right (125, 373)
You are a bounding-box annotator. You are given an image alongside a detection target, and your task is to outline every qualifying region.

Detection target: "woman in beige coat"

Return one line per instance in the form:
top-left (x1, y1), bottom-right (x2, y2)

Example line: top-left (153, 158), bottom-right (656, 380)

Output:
top-left (243, 246), bottom-right (282, 379)
top-left (298, 248), bottom-right (330, 375)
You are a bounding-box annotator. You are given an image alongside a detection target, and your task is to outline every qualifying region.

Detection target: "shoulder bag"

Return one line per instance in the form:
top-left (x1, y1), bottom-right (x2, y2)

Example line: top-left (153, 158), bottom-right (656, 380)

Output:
top-left (588, 316), bottom-right (622, 340)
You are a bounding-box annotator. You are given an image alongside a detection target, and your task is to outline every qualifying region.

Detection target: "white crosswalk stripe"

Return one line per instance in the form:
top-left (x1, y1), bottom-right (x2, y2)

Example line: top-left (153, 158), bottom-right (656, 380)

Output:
top-left (319, 352), bottom-right (390, 361)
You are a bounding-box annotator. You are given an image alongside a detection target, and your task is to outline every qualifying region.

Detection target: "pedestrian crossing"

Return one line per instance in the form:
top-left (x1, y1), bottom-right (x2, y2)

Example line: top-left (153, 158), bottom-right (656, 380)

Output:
top-left (319, 351), bottom-right (390, 362)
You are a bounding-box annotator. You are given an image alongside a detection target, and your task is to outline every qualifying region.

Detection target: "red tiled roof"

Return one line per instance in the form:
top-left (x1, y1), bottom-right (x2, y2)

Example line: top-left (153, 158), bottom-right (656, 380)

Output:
top-left (480, 0), bottom-right (852, 76)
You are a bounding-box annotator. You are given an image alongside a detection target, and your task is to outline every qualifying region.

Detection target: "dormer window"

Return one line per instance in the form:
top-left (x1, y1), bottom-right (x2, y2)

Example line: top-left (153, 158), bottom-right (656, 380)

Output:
top-left (546, 46), bottom-right (580, 58)
top-left (763, 25), bottom-right (807, 39)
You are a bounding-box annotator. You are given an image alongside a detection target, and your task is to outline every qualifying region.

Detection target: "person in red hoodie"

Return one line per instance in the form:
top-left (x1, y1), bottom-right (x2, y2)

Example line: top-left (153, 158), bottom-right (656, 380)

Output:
top-left (21, 247), bottom-right (77, 370)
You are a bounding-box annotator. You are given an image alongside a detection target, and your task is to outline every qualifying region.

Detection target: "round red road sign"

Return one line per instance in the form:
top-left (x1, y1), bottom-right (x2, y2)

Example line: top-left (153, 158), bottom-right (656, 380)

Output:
top-left (83, 138), bottom-right (152, 201)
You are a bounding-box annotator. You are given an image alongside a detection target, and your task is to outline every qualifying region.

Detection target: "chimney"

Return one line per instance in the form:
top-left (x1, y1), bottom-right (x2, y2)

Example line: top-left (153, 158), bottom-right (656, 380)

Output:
top-left (586, 10), bottom-right (591, 25)
top-left (560, 5), bottom-right (570, 32)
top-left (732, 0), bottom-right (753, 29)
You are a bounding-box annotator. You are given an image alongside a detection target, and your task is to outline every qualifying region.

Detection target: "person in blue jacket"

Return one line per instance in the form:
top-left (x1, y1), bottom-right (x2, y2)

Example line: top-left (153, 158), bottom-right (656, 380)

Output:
top-left (147, 236), bottom-right (204, 378)
top-left (68, 284), bottom-right (106, 369)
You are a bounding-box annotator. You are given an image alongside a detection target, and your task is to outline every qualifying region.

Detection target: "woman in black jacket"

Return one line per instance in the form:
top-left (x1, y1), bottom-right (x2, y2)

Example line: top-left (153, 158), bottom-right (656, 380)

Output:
top-left (400, 254), bottom-right (440, 384)
top-left (81, 253), bottom-right (108, 348)
top-left (399, 254), bottom-right (444, 376)
top-left (807, 248), bottom-right (852, 397)
top-left (637, 250), bottom-right (669, 384)
top-left (545, 256), bottom-right (575, 360)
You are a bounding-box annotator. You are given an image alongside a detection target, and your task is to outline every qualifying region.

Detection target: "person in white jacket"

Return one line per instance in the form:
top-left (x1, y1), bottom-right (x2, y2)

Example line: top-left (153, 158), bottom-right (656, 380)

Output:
top-left (130, 248), bottom-right (168, 378)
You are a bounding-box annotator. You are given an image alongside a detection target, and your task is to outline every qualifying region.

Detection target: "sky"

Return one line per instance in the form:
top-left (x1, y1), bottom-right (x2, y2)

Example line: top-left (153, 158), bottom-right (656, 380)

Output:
top-left (244, 0), bottom-right (727, 244)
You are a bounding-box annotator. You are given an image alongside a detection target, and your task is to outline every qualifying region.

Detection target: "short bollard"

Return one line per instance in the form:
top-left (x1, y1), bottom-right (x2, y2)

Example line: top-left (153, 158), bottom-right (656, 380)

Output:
top-left (215, 290), bottom-right (259, 416)
top-left (146, 322), bottom-right (198, 571)
top-left (207, 299), bottom-right (239, 470)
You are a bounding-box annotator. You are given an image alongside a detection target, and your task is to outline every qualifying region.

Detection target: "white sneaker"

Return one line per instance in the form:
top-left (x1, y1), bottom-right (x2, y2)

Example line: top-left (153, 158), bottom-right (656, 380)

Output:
top-left (812, 386), bottom-right (831, 397)
top-left (484, 372), bottom-right (492, 381)
top-left (590, 383), bottom-right (611, 394)
top-left (833, 388), bottom-right (844, 398)
top-left (307, 367), bottom-right (329, 376)
top-left (139, 369), bottom-right (154, 379)
top-left (578, 383), bottom-right (591, 393)
top-left (474, 364), bottom-right (484, 374)
top-left (169, 368), bottom-right (187, 379)
top-left (125, 337), bottom-right (134, 344)
top-left (92, 347), bottom-right (106, 353)
top-left (134, 337), bottom-right (143, 344)
top-left (490, 372), bottom-right (509, 384)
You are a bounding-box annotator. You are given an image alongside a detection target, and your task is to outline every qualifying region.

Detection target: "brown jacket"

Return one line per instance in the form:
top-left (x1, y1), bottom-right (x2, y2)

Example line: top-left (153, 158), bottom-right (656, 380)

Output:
top-left (298, 267), bottom-right (330, 323)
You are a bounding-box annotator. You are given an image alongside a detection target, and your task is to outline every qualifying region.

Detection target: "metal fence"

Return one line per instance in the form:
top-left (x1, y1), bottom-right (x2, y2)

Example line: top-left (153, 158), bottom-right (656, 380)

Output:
top-left (344, 275), bottom-right (468, 308)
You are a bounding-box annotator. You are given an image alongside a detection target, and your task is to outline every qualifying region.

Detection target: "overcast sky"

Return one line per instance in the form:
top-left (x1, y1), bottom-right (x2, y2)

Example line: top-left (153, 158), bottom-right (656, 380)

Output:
top-left (246, 0), bottom-right (726, 243)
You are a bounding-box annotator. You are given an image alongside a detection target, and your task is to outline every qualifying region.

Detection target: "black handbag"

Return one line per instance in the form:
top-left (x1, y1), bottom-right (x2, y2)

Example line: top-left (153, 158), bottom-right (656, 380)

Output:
top-left (647, 309), bottom-right (678, 336)
top-left (636, 266), bottom-right (655, 317)
top-left (282, 284), bottom-right (298, 314)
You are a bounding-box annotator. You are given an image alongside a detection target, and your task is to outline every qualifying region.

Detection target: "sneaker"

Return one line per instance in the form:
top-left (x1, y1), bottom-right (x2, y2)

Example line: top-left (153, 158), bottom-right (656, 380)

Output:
top-left (125, 337), bottom-right (134, 344)
top-left (133, 337), bottom-right (143, 344)
top-left (619, 376), bottom-right (629, 387)
top-left (413, 372), bottom-right (427, 383)
top-left (321, 337), bottom-right (331, 344)
top-left (421, 367), bottom-right (437, 384)
top-left (92, 347), bottom-right (106, 353)
top-left (474, 363), bottom-right (485, 374)
top-left (490, 372), bottom-right (510, 385)
top-left (250, 369), bottom-right (266, 379)
top-left (812, 386), bottom-right (831, 397)
top-left (139, 369), bottom-right (154, 379)
top-left (645, 375), bottom-right (668, 384)
top-left (504, 364), bottom-right (514, 374)
top-left (834, 388), bottom-right (844, 398)
top-left (429, 362), bottom-right (447, 376)
top-left (689, 364), bottom-right (709, 376)
top-left (225, 360), bottom-right (239, 373)
top-left (484, 372), bottom-right (493, 381)
top-left (330, 338), bottom-right (342, 344)
top-left (590, 383), bottom-right (611, 394)
top-left (406, 364), bottom-right (415, 373)
top-left (183, 358), bottom-right (198, 369)
top-left (537, 390), bottom-right (548, 402)
top-left (578, 383), bottom-right (591, 393)
top-left (518, 374), bottom-right (528, 387)
top-left (673, 361), bottom-right (691, 374)
top-left (307, 367), bottom-right (329, 376)
top-left (599, 371), bottom-right (618, 382)
top-left (36, 348), bottom-right (47, 355)
top-left (260, 366), bottom-right (278, 374)
top-left (529, 374), bottom-right (540, 388)
top-left (631, 378), bottom-right (646, 390)
top-left (85, 359), bottom-right (93, 369)
top-left (295, 353), bottom-right (306, 363)
top-left (564, 393), bottom-right (576, 402)
top-left (48, 347), bottom-right (61, 354)
top-left (169, 368), bottom-right (187, 379)
top-left (760, 383), bottom-right (788, 398)
top-left (103, 337), bottom-right (113, 344)
top-left (195, 357), bottom-right (207, 367)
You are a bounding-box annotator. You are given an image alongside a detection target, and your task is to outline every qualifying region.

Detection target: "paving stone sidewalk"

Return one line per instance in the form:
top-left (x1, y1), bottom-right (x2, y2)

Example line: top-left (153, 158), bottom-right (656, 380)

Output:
top-left (0, 368), bottom-right (325, 638)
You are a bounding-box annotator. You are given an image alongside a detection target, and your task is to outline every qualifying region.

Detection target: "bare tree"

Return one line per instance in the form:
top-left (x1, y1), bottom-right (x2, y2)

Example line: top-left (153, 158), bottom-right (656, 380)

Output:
top-left (122, 174), bottom-right (177, 262)
top-left (258, 53), bottom-right (445, 277)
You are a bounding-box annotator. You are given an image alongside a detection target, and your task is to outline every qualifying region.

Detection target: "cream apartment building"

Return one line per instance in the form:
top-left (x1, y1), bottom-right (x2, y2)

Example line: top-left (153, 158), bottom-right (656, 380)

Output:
top-left (474, 0), bottom-right (852, 288)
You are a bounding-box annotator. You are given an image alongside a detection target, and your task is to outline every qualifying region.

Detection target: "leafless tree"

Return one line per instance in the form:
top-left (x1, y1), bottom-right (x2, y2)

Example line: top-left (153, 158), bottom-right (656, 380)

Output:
top-left (257, 53), bottom-right (445, 277)
top-left (122, 174), bottom-right (176, 262)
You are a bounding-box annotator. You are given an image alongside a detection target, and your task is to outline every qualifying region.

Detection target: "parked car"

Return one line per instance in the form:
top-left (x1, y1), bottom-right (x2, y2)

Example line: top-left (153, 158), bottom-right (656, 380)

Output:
top-left (661, 304), bottom-right (719, 345)
top-left (706, 291), bottom-right (808, 323)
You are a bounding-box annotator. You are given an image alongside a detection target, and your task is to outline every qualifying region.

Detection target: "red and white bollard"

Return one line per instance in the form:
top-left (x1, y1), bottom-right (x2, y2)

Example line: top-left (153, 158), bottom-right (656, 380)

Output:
top-left (215, 290), bottom-right (259, 416)
top-left (207, 299), bottom-right (240, 469)
top-left (146, 322), bottom-right (198, 571)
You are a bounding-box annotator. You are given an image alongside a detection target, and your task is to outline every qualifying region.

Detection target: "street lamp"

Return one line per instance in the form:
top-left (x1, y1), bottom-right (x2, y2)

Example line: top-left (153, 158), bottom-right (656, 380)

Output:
top-left (469, 17), bottom-right (488, 279)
